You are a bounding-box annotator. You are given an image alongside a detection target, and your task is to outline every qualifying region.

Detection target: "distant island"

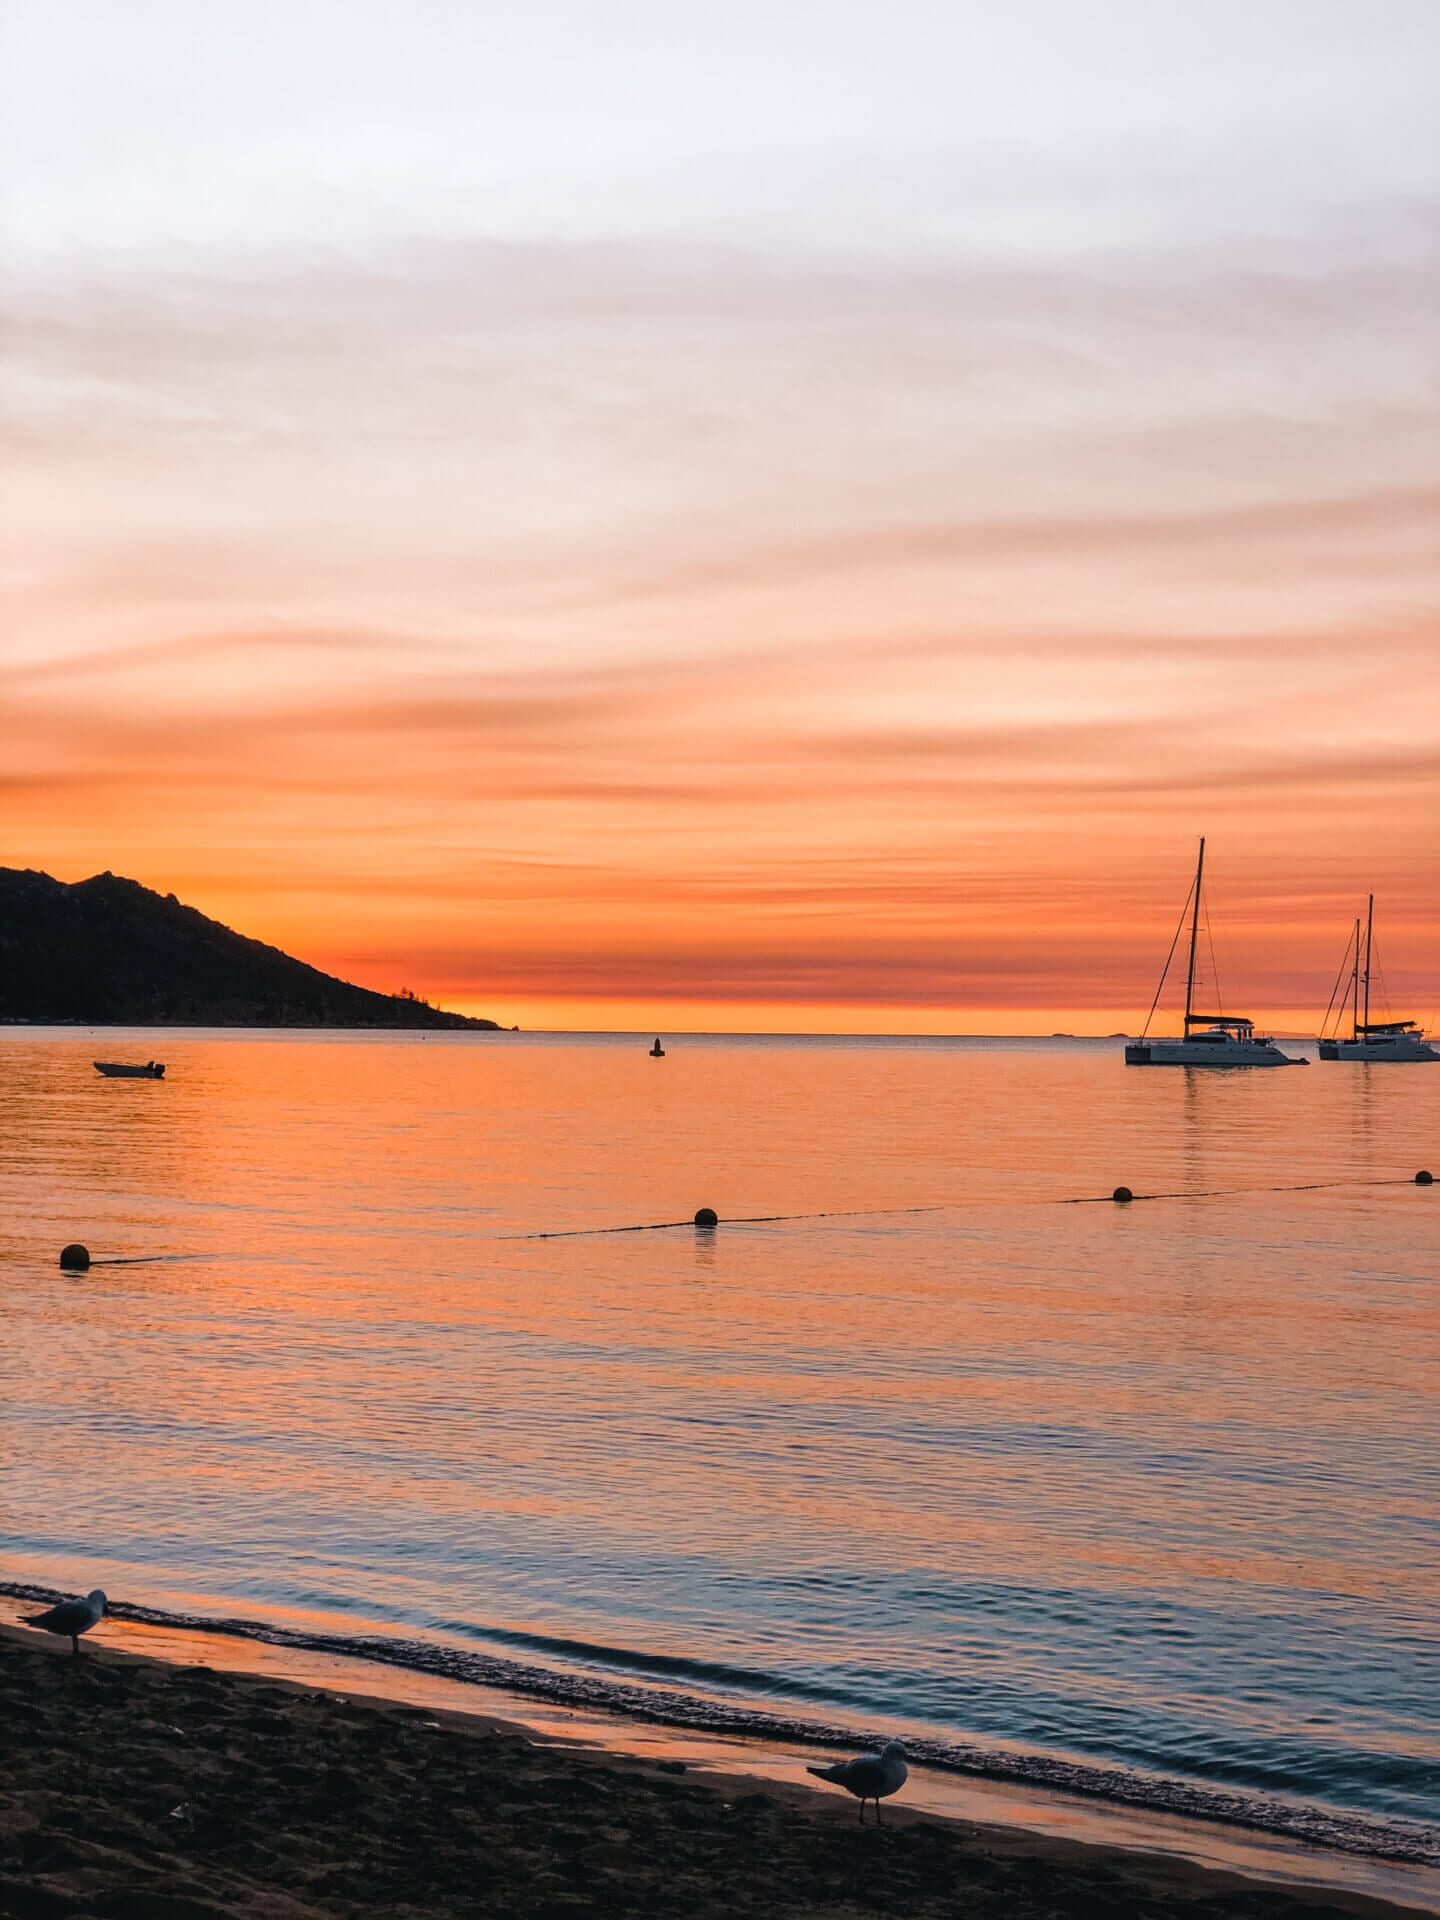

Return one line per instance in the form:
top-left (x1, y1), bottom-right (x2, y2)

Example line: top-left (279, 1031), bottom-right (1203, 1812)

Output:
top-left (0, 868), bottom-right (500, 1030)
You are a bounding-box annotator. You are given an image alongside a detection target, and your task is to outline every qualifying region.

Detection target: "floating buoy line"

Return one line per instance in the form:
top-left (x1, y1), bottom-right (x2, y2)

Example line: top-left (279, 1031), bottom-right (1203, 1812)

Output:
top-left (518, 1203), bottom-right (947, 1240)
top-left (511, 1171), bottom-right (1432, 1239)
top-left (55, 1173), bottom-right (1432, 1264)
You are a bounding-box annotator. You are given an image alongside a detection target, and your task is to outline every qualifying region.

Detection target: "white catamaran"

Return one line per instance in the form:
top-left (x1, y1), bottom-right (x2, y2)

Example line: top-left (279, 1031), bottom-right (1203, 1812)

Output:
top-left (1317, 896), bottom-right (1437, 1062)
top-left (1125, 840), bottom-right (1302, 1067)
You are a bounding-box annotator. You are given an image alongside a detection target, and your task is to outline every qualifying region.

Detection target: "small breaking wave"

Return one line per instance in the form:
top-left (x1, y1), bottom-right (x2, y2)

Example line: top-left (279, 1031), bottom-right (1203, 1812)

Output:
top-left (4, 1580), bottom-right (1435, 1867)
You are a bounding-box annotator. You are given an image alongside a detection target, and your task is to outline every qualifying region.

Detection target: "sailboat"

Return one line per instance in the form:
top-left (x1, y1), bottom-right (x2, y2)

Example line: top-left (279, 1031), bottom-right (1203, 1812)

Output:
top-left (1317, 897), bottom-right (1437, 1062)
top-left (1125, 840), bottom-right (1301, 1067)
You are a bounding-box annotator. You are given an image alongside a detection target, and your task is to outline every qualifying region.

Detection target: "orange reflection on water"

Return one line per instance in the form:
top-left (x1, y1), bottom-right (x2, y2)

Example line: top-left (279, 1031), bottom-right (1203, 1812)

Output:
top-left (1, 1030), bottom-right (1437, 1838)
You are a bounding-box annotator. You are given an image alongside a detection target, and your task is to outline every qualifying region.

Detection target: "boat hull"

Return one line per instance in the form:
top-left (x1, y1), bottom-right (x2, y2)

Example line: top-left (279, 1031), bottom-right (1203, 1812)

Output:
top-left (93, 1062), bottom-right (165, 1078)
top-left (1125, 1040), bottom-right (1300, 1067)
top-left (1317, 1038), bottom-right (1438, 1062)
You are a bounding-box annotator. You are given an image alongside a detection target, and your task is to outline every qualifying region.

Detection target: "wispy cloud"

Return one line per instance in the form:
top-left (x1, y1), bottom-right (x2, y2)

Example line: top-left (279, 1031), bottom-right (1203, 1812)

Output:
top-left (4, 124), bottom-right (1436, 1023)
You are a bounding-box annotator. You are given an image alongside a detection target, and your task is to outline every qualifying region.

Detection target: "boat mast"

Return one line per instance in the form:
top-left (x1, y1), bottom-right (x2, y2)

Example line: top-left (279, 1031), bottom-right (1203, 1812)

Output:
top-left (1183, 837), bottom-right (1205, 1031)
top-left (1362, 893), bottom-right (1374, 1032)
top-left (1349, 916), bottom-right (1361, 1043)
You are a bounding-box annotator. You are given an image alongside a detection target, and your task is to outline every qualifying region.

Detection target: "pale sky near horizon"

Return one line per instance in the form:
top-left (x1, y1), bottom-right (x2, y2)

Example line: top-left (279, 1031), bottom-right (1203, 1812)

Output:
top-left (4, 1), bottom-right (1437, 1028)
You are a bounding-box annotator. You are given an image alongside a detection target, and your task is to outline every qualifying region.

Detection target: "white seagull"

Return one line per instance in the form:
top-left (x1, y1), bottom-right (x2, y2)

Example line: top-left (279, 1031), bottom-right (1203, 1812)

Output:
top-left (23, 1589), bottom-right (107, 1655)
top-left (807, 1740), bottom-right (908, 1823)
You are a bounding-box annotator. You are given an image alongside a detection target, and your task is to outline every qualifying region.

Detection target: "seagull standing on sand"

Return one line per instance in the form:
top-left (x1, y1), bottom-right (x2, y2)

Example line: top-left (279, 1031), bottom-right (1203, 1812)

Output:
top-left (23, 1590), bottom-right (107, 1655)
top-left (807, 1741), bottom-right (908, 1824)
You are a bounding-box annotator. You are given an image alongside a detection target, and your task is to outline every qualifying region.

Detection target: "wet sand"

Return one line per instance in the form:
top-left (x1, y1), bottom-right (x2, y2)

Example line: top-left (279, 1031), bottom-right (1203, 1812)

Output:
top-left (0, 1624), bottom-right (1427, 1919)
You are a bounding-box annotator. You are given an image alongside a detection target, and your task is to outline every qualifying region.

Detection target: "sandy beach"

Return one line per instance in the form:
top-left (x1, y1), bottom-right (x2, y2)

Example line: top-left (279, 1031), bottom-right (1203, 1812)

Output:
top-left (1, 1623), bottom-right (1426, 1920)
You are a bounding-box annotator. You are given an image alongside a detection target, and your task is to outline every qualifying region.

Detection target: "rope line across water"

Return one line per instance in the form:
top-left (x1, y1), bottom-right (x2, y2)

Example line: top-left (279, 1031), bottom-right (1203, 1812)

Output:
top-left (1065, 1175), bottom-right (1425, 1204)
top-left (515, 1174), bottom-right (1429, 1237)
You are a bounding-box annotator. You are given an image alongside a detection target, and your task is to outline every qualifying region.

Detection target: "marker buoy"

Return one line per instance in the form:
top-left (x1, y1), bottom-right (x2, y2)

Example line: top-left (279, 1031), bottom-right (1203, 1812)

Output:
top-left (693, 1207), bottom-right (718, 1229)
top-left (59, 1244), bottom-right (91, 1271)
top-left (1112, 1187), bottom-right (1134, 1204)
top-left (1417, 1170), bottom-right (1434, 1186)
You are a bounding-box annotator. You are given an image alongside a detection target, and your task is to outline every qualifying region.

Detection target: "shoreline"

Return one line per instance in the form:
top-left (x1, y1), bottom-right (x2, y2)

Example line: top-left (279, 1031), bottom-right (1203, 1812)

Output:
top-left (2, 1601), bottom-right (1436, 1917)
top-left (3, 1622), bottom-right (1437, 1920)
top-left (3, 1584), bottom-right (1434, 1881)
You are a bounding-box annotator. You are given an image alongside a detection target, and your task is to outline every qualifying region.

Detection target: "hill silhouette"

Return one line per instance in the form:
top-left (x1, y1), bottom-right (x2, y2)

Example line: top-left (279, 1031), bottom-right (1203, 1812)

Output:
top-left (0, 869), bottom-right (499, 1029)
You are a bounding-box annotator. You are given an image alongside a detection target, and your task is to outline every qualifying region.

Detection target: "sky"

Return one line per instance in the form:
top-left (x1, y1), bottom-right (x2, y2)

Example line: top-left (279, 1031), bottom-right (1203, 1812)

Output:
top-left (3, 1), bottom-right (1438, 1031)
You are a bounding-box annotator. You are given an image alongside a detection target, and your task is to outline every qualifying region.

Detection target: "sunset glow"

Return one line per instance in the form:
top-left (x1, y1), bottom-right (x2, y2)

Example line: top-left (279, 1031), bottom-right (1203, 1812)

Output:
top-left (5, 2), bottom-right (1437, 1030)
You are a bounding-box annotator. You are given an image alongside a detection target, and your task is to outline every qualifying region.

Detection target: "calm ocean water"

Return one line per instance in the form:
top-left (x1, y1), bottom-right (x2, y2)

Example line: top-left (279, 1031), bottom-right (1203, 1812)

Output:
top-left (2, 1031), bottom-right (1436, 1858)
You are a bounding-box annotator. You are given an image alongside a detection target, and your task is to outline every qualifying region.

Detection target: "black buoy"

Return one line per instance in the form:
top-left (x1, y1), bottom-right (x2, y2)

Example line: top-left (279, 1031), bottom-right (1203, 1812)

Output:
top-left (59, 1243), bottom-right (91, 1271)
top-left (693, 1207), bottom-right (718, 1229)
top-left (1112, 1186), bottom-right (1134, 1204)
top-left (1417, 1170), bottom-right (1434, 1186)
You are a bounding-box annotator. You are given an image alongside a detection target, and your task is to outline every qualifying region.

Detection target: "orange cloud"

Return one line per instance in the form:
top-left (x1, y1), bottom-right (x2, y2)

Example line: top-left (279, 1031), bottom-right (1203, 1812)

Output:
top-left (5, 227), bottom-right (1436, 1029)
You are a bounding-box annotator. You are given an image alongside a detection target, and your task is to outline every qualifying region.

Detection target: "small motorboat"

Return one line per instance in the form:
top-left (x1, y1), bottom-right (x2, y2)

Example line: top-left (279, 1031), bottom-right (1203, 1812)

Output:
top-left (94, 1060), bottom-right (165, 1078)
top-left (649, 1037), bottom-right (666, 1057)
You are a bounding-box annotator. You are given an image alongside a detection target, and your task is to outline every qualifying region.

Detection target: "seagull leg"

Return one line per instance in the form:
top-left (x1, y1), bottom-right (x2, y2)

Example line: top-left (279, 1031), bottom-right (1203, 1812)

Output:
top-left (875, 1798), bottom-right (884, 1825)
